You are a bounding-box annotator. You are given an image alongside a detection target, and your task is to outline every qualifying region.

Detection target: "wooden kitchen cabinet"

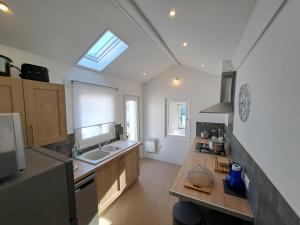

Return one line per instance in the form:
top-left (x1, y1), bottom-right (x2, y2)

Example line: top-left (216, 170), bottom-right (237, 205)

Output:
top-left (96, 159), bottom-right (120, 212)
top-left (0, 77), bottom-right (27, 145)
top-left (124, 146), bottom-right (140, 187)
top-left (23, 80), bottom-right (67, 146)
top-left (96, 146), bottom-right (140, 212)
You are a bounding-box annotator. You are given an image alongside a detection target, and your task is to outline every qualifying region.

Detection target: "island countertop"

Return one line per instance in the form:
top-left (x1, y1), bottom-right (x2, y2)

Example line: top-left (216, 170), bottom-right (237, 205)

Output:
top-left (170, 137), bottom-right (253, 222)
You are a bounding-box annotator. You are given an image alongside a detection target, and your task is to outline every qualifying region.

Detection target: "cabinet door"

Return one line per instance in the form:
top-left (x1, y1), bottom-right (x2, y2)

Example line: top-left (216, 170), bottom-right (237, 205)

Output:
top-left (96, 159), bottom-right (120, 212)
top-left (124, 146), bottom-right (139, 187)
top-left (23, 80), bottom-right (67, 146)
top-left (119, 156), bottom-right (126, 191)
top-left (0, 77), bottom-right (27, 145)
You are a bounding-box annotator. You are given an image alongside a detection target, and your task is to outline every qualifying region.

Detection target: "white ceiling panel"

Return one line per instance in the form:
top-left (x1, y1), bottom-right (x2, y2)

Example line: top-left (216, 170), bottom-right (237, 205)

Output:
top-left (133, 0), bottom-right (256, 75)
top-left (0, 0), bottom-right (174, 83)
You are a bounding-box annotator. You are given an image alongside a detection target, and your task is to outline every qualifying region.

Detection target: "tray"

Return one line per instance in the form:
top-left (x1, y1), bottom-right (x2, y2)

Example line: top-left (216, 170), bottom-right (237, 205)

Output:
top-left (184, 181), bottom-right (211, 194)
top-left (214, 157), bottom-right (231, 173)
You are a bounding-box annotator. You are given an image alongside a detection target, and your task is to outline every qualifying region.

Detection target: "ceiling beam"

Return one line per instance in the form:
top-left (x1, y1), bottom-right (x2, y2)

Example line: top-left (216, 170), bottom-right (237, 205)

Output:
top-left (111, 0), bottom-right (180, 65)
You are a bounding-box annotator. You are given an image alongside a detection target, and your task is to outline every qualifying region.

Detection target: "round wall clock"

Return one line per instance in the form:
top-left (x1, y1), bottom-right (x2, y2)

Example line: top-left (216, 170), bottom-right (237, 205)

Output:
top-left (238, 84), bottom-right (251, 122)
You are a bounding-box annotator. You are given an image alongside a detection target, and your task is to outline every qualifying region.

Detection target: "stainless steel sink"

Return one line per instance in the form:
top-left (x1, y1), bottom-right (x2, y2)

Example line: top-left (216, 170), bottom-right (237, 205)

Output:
top-left (76, 149), bottom-right (111, 165)
top-left (84, 150), bottom-right (110, 160)
top-left (102, 145), bottom-right (119, 152)
top-left (75, 140), bottom-right (137, 165)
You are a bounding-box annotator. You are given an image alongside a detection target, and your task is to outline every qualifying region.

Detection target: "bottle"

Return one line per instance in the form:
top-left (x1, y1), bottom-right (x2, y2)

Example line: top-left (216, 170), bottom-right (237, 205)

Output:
top-left (72, 146), bottom-right (78, 157)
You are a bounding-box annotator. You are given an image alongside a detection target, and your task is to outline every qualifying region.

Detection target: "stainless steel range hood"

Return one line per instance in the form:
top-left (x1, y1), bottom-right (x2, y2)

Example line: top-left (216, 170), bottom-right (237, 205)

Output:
top-left (200, 71), bottom-right (236, 113)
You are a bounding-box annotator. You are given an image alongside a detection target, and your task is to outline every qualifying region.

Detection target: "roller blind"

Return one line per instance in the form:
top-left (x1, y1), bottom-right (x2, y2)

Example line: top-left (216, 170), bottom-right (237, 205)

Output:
top-left (73, 82), bottom-right (117, 129)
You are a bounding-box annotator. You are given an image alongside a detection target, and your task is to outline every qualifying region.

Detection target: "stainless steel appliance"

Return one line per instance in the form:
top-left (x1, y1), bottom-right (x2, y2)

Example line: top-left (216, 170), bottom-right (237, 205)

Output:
top-left (199, 71), bottom-right (236, 113)
top-left (75, 174), bottom-right (99, 225)
top-left (0, 146), bottom-right (77, 225)
top-left (0, 55), bottom-right (13, 76)
top-left (0, 113), bottom-right (26, 179)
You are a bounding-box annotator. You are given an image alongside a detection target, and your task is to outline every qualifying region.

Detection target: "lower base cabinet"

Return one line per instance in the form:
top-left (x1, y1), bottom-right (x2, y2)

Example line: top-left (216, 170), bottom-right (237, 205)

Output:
top-left (96, 146), bottom-right (140, 212)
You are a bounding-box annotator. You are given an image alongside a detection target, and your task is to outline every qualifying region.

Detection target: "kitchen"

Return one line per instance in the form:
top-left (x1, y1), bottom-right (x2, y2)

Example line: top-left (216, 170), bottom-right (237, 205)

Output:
top-left (0, 0), bottom-right (300, 225)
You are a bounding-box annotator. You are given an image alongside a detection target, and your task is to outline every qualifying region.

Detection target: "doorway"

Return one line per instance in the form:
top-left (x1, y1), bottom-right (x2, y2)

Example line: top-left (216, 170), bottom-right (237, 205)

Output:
top-left (124, 95), bottom-right (140, 141)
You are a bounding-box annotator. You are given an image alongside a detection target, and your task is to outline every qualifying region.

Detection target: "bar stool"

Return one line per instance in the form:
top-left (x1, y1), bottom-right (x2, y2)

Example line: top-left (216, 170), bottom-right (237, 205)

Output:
top-left (173, 201), bottom-right (203, 225)
top-left (205, 210), bottom-right (243, 225)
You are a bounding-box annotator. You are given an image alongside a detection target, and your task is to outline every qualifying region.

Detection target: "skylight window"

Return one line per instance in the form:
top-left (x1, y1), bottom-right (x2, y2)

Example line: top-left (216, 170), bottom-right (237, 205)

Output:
top-left (77, 30), bottom-right (128, 71)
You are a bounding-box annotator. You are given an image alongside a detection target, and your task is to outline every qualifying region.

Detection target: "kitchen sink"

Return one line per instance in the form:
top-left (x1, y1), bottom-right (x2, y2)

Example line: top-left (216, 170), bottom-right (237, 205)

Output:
top-left (75, 149), bottom-right (111, 165)
top-left (75, 140), bottom-right (137, 165)
top-left (84, 150), bottom-right (110, 160)
top-left (102, 145), bottom-right (119, 152)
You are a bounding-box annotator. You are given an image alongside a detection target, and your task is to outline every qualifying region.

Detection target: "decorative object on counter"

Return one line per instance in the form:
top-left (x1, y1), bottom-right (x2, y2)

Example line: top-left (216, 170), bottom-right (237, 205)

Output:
top-left (226, 163), bottom-right (246, 194)
top-left (72, 146), bottom-right (79, 157)
top-left (238, 83), bottom-right (251, 122)
top-left (185, 164), bottom-right (214, 194)
top-left (0, 55), bottom-right (13, 76)
top-left (200, 130), bottom-right (210, 139)
top-left (195, 142), bottom-right (225, 156)
top-left (212, 140), bottom-right (224, 152)
top-left (211, 129), bottom-right (217, 140)
top-left (20, 63), bottom-right (49, 82)
top-left (115, 124), bottom-right (123, 140)
top-left (214, 157), bottom-right (232, 173)
top-left (217, 128), bottom-right (224, 141)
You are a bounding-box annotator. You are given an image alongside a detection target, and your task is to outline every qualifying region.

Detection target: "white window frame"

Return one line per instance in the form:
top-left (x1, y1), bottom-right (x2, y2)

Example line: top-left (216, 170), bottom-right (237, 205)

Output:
top-left (165, 98), bottom-right (190, 141)
top-left (75, 123), bottom-right (115, 149)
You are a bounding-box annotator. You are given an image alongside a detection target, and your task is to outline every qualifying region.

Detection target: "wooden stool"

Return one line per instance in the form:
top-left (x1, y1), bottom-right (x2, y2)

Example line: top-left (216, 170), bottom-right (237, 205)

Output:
top-left (173, 201), bottom-right (203, 225)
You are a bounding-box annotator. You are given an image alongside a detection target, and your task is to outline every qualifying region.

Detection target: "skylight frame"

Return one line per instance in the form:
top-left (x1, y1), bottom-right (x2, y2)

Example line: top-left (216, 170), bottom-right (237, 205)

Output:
top-left (76, 29), bottom-right (129, 72)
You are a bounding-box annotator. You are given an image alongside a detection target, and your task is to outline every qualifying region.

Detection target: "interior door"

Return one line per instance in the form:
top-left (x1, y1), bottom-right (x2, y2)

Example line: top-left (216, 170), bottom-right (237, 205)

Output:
top-left (124, 95), bottom-right (139, 141)
top-left (0, 77), bottom-right (27, 145)
top-left (23, 80), bottom-right (67, 146)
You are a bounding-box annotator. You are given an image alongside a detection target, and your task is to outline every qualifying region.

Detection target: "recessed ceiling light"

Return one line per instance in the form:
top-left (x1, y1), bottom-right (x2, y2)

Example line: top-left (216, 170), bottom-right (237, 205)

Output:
top-left (0, 1), bottom-right (11, 14)
top-left (182, 42), bottom-right (188, 47)
top-left (143, 72), bottom-right (147, 75)
top-left (169, 10), bottom-right (176, 17)
top-left (201, 64), bottom-right (205, 68)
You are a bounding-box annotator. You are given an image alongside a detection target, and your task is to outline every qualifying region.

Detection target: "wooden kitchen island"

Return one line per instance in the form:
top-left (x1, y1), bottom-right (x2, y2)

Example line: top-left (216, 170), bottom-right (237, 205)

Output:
top-left (170, 138), bottom-right (254, 222)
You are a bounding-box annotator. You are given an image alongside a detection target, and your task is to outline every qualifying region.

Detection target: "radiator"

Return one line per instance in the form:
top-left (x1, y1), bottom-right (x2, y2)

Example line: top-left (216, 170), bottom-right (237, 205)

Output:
top-left (144, 138), bottom-right (158, 153)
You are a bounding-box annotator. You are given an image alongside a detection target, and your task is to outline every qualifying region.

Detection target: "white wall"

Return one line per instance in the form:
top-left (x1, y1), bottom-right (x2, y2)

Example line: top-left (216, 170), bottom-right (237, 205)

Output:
top-left (232, 0), bottom-right (300, 216)
top-left (0, 44), bottom-right (143, 135)
top-left (143, 65), bottom-right (226, 164)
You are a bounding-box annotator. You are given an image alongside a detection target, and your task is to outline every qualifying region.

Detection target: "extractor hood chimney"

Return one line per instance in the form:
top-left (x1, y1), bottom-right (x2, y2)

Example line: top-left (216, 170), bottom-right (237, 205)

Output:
top-left (200, 71), bottom-right (236, 113)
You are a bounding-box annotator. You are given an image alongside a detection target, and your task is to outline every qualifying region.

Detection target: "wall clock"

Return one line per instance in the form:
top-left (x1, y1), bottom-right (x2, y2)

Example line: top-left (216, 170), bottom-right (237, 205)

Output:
top-left (239, 84), bottom-right (251, 122)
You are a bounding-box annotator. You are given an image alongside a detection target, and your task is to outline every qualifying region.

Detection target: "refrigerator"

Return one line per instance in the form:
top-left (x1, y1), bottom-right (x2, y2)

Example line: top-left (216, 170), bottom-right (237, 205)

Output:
top-left (0, 146), bottom-right (77, 225)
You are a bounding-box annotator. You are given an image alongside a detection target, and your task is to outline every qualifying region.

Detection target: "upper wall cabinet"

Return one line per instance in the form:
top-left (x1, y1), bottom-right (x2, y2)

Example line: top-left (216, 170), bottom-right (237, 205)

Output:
top-left (23, 80), bottom-right (67, 146)
top-left (0, 77), bottom-right (27, 145)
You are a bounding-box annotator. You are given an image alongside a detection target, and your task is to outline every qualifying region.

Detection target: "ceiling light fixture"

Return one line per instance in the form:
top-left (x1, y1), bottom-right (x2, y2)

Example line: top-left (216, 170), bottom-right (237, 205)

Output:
top-left (169, 10), bottom-right (176, 17)
top-left (0, 1), bottom-right (11, 13)
top-left (182, 42), bottom-right (188, 47)
top-left (143, 72), bottom-right (147, 75)
top-left (173, 77), bottom-right (181, 86)
top-left (201, 64), bottom-right (205, 68)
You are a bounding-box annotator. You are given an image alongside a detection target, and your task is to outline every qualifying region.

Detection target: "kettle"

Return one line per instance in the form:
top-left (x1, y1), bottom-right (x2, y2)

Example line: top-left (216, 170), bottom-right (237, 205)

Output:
top-left (226, 163), bottom-right (245, 193)
top-left (0, 55), bottom-right (13, 77)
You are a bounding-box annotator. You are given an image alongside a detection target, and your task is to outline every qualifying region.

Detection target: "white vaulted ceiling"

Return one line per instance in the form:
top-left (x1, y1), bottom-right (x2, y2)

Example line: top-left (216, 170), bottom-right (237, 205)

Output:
top-left (0, 0), bottom-right (256, 83)
top-left (133, 0), bottom-right (256, 76)
top-left (0, 0), bottom-right (174, 83)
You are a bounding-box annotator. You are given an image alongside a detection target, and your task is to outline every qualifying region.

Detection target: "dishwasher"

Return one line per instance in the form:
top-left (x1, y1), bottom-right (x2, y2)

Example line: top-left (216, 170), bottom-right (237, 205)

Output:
top-left (75, 173), bottom-right (99, 225)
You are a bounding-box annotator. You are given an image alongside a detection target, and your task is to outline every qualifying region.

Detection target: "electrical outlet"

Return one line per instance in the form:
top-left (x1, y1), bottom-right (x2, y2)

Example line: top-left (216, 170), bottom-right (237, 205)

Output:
top-left (243, 172), bottom-right (250, 190)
